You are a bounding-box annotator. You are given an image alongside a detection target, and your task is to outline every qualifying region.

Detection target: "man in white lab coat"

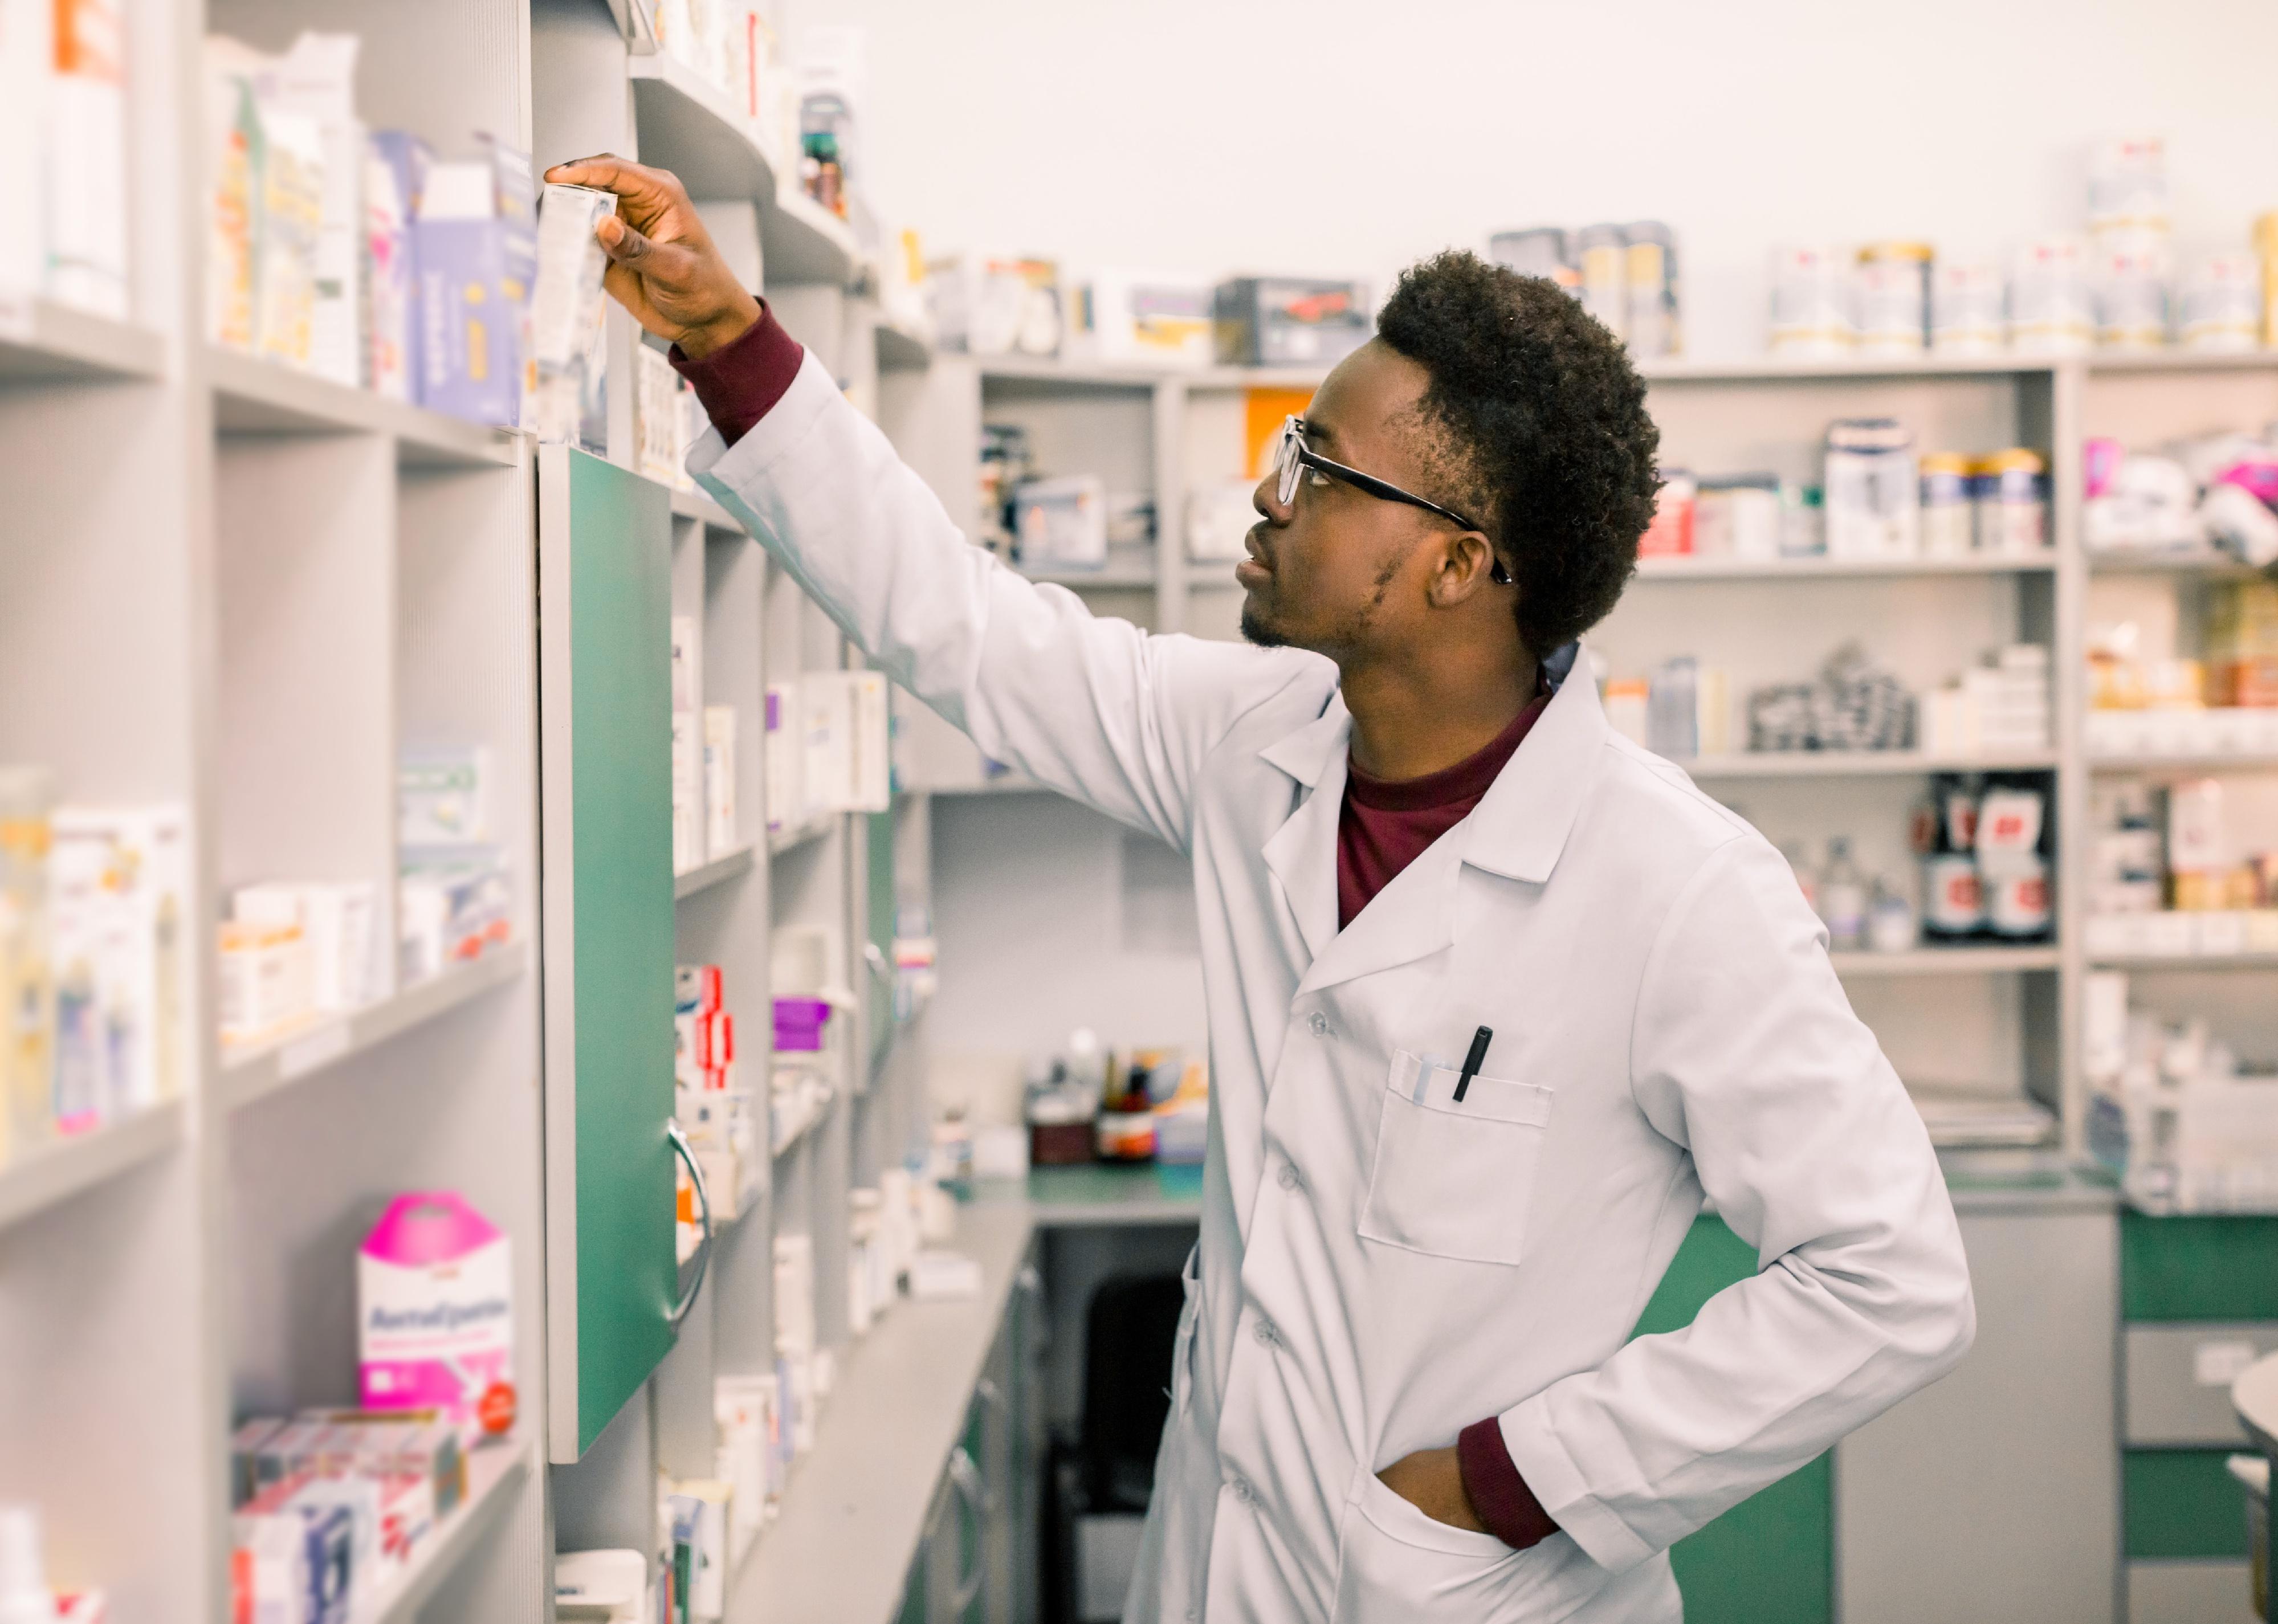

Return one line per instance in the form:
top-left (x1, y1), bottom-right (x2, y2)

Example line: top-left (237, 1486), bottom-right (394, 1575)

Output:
top-left (552, 156), bottom-right (1975, 1623)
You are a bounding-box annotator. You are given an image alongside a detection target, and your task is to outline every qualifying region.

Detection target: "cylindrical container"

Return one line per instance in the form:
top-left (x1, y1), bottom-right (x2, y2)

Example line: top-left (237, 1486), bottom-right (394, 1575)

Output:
top-left (2181, 256), bottom-right (2261, 352)
top-left (1922, 853), bottom-right (1984, 939)
top-left (1930, 262), bottom-right (2005, 354)
top-left (1984, 856), bottom-right (2052, 939)
top-left (1623, 221), bottom-right (1680, 358)
top-left (2088, 136), bottom-right (2170, 239)
top-left (1855, 242), bottom-right (1933, 356)
top-left (1824, 418), bottom-right (1920, 558)
top-left (2094, 239), bottom-right (2173, 350)
top-left (1920, 452), bottom-right (1975, 557)
top-left (1575, 224), bottom-right (1628, 342)
top-left (1769, 244), bottom-right (1853, 356)
top-left (2258, 214), bottom-right (2278, 348)
top-left (1973, 450), bottom-right (2048, 554)
top-left (1489, 227), bottom-right (1579, 296)
top-left (2009, 238), bottom-right (2094, 354)
top-left (0, 768), bottom-right (55, 1162)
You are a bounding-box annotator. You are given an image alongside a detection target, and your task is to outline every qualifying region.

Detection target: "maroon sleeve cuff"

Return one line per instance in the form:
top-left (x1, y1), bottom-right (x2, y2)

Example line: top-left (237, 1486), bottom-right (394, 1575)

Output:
top-left (669, 303), bottom-right (804, 447)
top-left (1457, 1416), bottom-right (1559, 1552)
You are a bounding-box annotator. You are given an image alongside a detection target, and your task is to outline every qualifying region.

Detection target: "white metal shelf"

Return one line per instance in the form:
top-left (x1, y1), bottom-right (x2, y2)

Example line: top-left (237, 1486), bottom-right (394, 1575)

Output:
top-left (627, 52), bottom-right (778, 206)
top-left (352, 1435), bottom-right (533, 1624)
top-left (207, 346), bottom-right (520, 468)
top-left (0, 299), bottom-right (165, 382)
top-left (672, 485), bottom-right (740, 529)
top-left (1831, 946), bottom-right (2061, 976)
top-left (2084, 349), bottom-right (2278, 375)
top-left (1636, 552), bottom-right (2055, 582)
top-left (0, 1098), bottom-right (185, 1235)
top-left (1640, 352), bottom-right (2060, 383)
top-left (768, 813), bottom-right (840, 856)
top-left (677, 844), bottom-right (755, 900)
top-left (1686, 749), bottom-right (2058, 779)
top-left (2088, 752), bottom-right (2278, 774)
top-left (2085, 549), bottom-right (2267, 576)
top-left (221, 942), bottom-right (531, 1112)
top-left (763, 190), bottom-right (860, 288)
top-left (2089, 950), bottom-right (2278, 971)
top-left (876, 316), bottom-right (934, 370)
top-left (1020, 559), bottom-right (1159, 589)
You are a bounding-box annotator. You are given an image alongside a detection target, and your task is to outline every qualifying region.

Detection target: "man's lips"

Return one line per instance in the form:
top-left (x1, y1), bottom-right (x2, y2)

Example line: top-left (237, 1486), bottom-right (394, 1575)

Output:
top-left (1236, 527), bottom-right (1272, 587)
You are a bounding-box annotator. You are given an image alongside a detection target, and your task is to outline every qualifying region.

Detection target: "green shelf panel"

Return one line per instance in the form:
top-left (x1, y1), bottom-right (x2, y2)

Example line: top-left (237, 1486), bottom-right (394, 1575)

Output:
top-left (2125, 1448), bottom-right (2257, 1560)
top-left (1633, 1215), bottom-right (1835, 1624)
top-left (2122, 1211), bottom-right (2278, 1323)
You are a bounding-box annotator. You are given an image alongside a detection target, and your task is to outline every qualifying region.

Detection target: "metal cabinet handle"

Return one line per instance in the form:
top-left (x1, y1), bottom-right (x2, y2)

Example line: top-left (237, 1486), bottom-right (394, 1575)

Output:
top-left (947, 1445), bottom-right (987, 1614)
top-left (667, 1121), bottom-right (713, 1328)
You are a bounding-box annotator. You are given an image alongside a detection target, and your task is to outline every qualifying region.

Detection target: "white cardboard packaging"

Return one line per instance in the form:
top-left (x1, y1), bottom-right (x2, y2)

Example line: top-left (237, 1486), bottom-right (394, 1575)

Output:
top-left (673, 711), bottom-right (704, 875)
top-left (50, 806), bottom-right (189, 1119)
top-left (0, 0), bottom-right (50, 319)
top-left (703, 705), bottom-right (738, 855)
top-left (46, 0), bottom-right (128, 319)
top-left (267, 33), bottom-right (364, 386)
top-left (763, 683), bottom-right (800, 833)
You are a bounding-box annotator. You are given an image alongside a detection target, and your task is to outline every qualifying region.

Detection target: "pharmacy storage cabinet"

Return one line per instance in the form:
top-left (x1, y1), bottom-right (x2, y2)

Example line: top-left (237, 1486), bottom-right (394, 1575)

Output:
top-left (1631, 1217), bottom-right (1835, 1624)
top-left (1837, 1177), bottom-right (2118, 1624)
top-left (538, 444), bottom-right (683, 1459)
top-left (2118, 1211), bottom-right (2278, 1621)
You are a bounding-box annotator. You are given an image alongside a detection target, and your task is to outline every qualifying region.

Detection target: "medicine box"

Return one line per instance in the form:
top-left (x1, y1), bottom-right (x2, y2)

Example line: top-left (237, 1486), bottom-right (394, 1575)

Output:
top-left (400, 747), bottom-right (491, 846)
top-left (1081, 270), bottom-right (1214, 367)
top-left (358, 1192), bottom-right (515, 1447)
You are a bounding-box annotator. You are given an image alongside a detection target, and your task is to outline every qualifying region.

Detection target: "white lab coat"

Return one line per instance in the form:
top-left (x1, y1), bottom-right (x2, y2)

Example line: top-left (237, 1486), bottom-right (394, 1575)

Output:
top-left (693, 354), bottom-right (1976, 1624)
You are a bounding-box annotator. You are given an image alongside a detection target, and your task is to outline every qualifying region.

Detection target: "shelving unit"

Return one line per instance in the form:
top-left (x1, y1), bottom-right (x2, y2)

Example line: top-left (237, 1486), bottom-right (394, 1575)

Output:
top-left (906, 347), bottom-right (2272, 1167)
top-left (0, 300), bottom-right (167, 382)
top-left (0, 1100), bottom-right (187, 1235)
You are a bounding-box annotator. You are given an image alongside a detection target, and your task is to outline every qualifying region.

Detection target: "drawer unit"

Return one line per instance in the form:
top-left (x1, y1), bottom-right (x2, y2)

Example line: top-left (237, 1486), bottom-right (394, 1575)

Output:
top-left (2126, 1324), bottom-right (2278, 1447)
top-left (2121, 1211), bottom-right (2278, 1619)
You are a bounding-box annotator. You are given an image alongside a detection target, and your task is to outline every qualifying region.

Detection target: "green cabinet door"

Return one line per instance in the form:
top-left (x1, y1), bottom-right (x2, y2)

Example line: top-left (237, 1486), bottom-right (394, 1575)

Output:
top-left (537, 446), bottom-right (679, 1461)
top-left (1630, 1215), bottom-right (1835, 1624)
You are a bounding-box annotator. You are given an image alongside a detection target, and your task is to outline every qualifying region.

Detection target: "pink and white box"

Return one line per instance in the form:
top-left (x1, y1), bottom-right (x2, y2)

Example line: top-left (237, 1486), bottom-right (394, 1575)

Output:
top-left (357, 1192), bottom-right (516, 1446)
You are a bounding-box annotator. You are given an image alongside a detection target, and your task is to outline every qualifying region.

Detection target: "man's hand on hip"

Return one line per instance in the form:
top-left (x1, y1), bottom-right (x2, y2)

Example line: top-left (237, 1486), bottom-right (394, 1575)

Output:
top-left (1378, 1446), bottom-right (1489, 1534)
top-left (541, 155), bottom-right (760, 360)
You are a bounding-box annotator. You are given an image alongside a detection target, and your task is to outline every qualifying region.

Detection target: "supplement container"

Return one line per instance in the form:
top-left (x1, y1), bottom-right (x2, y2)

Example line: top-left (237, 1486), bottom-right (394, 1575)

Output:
top-left (1575, 224), bottom-right (1627, 342)
top-left (1919, 452), bottom-right (1975, 557)
top-left (1623, 221), bottom-right (1680, 358)
top-left (2259, 214), bottom-right (2278, 348)
top-left (1768, 244), bottom-right (1852, 356)
top-left (2010, 239), bottom-right (2093, 354)
top-left (1696, 474), bottom-right (1782, 561)
top-left (1855, 242), bottom-right (1933, 356)
top-left (0, 767), bottom-right (55, 1162)
top-left (1973, 450), bottom-right (2048, 554)
top-left (2182, 256), bottom-right (2260, 352)
top-left (2094, 240), bottom-right (2172, 350)
top-left (1930, 262), bottom-right (2005, 355)
top-left (1824, 419), bottom-right (1920, 559)
top-left (2088, 136), bottom-right (2170, 238)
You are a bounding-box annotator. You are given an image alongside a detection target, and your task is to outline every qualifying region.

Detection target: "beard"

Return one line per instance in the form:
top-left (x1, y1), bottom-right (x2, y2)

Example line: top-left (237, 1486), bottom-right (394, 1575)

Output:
top-left (1238, 605), bottom-right (1289, 648)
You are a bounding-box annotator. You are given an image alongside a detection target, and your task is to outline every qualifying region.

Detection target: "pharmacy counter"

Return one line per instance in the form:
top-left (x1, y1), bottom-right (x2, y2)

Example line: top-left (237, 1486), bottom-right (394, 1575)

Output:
top-left (730, 1201), bottom-right (1034, 1624)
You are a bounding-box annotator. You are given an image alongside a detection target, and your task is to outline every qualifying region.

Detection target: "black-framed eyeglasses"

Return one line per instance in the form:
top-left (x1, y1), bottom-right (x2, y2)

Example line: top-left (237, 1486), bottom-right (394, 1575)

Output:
top-left (1272, 415), bottom-right (1513, 585)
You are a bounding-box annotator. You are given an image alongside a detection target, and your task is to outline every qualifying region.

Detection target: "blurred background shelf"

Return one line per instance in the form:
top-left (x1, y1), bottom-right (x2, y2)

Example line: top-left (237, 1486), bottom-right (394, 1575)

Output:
top-left (677, 844), bottom-right (756, 900)
top-left (1686, 749), bottom-right (2060, 780)
top-left (0, 300), bottom-right (165, 382)
top-left (0, 1100), bottom-right (185, 1235)
top-left (219, 944), bottom-right (531, 1112)
top-left (207, 346), bottom-right (520, 468)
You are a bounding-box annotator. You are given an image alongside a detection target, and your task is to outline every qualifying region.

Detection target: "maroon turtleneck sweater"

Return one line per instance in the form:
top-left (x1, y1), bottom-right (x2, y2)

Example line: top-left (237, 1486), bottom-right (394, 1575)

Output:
top-left (675, 303), bottom-right (1559, 1555)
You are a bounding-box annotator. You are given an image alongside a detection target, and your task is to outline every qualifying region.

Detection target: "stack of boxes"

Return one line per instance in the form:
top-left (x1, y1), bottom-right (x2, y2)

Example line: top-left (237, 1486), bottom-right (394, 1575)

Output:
top-left (761, 671), bottom-right (890, 838)
top-left (205, 31), bottom-right (548, 428)
top-left (1921, 645), bottom-right (2051, 757)
top-left (2084, 780), bottom-right (2278, 958)
top-left (675, 962), bottom-right (754, 1234)
top-left (671, 619), bottom-right (743, 875)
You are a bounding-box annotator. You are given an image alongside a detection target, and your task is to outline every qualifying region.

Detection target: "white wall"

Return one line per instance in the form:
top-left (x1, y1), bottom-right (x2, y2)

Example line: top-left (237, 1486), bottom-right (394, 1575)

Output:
top-left (801, 0), bottom-right (2278, 358)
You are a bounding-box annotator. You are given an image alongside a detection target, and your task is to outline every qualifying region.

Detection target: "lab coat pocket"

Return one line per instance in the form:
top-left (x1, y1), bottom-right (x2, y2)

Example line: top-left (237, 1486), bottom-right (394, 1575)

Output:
top-left (1359, 1050), bottom-right (1553, 1267)
top-left (1332, 1467), bottom-right (1531, 1623)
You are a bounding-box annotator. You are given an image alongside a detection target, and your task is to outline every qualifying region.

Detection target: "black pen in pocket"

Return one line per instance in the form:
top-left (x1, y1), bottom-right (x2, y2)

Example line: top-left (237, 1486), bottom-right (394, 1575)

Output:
top-left (1453, 1026), bottom-right (1493, 1103)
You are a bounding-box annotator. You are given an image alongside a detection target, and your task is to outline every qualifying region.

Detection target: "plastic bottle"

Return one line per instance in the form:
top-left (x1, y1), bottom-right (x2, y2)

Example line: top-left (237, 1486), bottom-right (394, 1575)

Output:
top-left (0, 1504), bottom-right (51, 1624)
top-left (1819, 838), bottom-right (1868, 950)
top-left (0, 769), bottom-right (56, 1164)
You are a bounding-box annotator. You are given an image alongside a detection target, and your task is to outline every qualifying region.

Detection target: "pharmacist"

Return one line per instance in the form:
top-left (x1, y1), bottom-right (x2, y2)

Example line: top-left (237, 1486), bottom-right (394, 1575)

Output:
top-left (554, 156), bottom-right (1975, 1623)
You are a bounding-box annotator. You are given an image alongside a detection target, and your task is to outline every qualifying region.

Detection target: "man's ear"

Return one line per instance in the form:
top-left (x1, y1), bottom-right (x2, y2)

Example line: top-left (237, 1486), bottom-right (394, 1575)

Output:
top-left (1428, 531), bottom-right (1501, 607)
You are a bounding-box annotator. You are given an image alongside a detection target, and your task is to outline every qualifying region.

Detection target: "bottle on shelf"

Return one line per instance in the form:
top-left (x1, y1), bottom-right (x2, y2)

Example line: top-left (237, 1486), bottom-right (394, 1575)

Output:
top-left (1818, 837), bottom-right (1867, 951)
